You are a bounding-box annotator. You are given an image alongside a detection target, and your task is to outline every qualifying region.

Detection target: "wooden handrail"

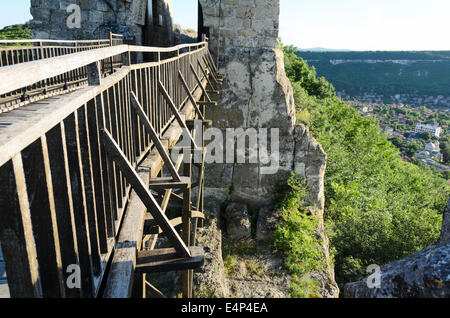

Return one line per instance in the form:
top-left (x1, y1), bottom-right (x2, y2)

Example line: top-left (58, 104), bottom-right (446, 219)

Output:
top-left (0, 39), bottom-right (111, 44)
top-left (0, 45), bottom-right (128, 96)
top-left (0, 42), bottom-right (208, 96)
top-left (128, 41), bottom-right (207, 53)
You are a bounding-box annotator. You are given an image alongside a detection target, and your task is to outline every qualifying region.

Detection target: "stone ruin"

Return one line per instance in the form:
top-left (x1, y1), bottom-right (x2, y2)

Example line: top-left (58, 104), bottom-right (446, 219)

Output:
top-left (30, 0), bottom-right (175, 46)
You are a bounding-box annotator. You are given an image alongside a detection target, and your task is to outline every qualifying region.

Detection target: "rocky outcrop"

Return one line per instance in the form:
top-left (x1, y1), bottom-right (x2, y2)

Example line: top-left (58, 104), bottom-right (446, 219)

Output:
top-left (294, 125), bottom-right (327, 211)
top-left (223, 203), bottom-right (252, 241)
top-left (194, 199), bottom-right (291, 298)
top-left (344, 199), bottom-right (450, 298)
top-left (197, 0), bottom-right (337, 298)
top-left (193, 196), bottom-right (231, 298)
top-left (174, 24), bottom-right (197, 44)
top-left (191, 198), bottom-right (338, 298)
top-left (255, 205), bottom-right (281, 242)
top-left (312, 215), bottom-right (340, 298)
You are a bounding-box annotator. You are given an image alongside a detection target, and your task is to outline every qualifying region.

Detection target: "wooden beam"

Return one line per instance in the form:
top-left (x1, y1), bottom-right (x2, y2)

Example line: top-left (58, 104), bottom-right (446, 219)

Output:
top-left (130, 92), bottom-right (181, 182)
top-left (144, 281), bottom-right (167, 298)
top-left (143, 211), bottom-right (204, 235)
top-left (158, 81), bottom-right (199, 149)
top-left (0, 67), bottom-right (130, 168)
top-left (198, 60), bottom-right (216, 92)
top-left (45, 123), bottom-right (82, 298)
top-left (186, 119), bottom-right (212, 128)
top-left (149, 176), bottom-right (190, 191)
top-left (135, 247), bottom-right (204, 274)
top-left (0, 45), bottom-right (129, 96)
top-left (178, 71), bottom-right (205, 121)
top-left (197, 101), bottom-right (218, 106)
top-left (21, 137), bottom-right (66, 297)
top-left (202, 56), bottom-right (222, 86)
top-left (206, 49), bottom-right (219, 74)
top-left (100, 129), bottom-right (191, 258)
top-left (190, 64), bottom-right (212, 103)
top-left (102, 163), bottom-right (149, 298)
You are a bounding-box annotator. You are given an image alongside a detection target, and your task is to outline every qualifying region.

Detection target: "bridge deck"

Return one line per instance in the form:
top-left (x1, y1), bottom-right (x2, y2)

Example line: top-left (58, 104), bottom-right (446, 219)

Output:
top-left (0, 243), bottom-right (9, 298)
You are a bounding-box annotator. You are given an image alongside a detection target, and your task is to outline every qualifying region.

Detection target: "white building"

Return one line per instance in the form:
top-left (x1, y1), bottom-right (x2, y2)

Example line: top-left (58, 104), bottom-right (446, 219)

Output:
top-left (415, 124), bottom-right (442, 138)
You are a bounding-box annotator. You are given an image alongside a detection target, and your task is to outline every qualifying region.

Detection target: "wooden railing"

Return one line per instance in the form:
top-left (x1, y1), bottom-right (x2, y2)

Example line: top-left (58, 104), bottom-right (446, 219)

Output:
top-left (0, 38), bottom-right (221, 298)
top-left (0, 33), bottom-right (125, 113)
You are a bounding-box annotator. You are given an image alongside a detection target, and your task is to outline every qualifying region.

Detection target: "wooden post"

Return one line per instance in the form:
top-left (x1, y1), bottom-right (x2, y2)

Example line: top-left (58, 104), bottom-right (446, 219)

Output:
top-left (181, 123), bottom-right (193, 298)
top-left (0, 155), bottom-right (42, 298)
top-left (87, 61), bottom-right (102, 86)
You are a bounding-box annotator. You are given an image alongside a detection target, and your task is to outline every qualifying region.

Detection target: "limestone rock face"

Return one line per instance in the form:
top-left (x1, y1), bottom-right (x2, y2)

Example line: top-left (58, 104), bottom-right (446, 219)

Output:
top-left (200, 0), bottom-right (326, 208)
top-left (345, 199), bottom-right (450, 298)
top-left (256, 206), bottom-right (281, 242)
top-left (224, 202), bottom-right (252, 241)
top-left (294, 125), bottom-right (327, 211)
top-left (197, 0), bottom-right (337, 298)
top-left (193, 195), bottom-right (231, 298)
top-left (441, 200), bottom-right (450, 244)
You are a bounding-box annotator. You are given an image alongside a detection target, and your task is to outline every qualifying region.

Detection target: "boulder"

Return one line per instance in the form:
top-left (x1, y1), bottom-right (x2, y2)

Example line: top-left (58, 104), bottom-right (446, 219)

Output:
top-left (256, 205), bottom-right (281, 241)
top-left (224, 202), bottom-right (252, 241)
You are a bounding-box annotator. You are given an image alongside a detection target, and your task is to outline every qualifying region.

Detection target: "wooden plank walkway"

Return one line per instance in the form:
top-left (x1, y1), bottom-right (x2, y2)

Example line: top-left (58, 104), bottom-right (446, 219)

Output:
top-left (0, 243), bottom-right (10, 298)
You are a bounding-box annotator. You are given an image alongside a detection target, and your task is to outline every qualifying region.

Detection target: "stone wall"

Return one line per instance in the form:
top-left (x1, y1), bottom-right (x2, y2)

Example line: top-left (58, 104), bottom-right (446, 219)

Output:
top-left (199, 0), bottom-right (326, 210)
top-left (145, 0), bottom-right (175, 46)
top-left (30, 0), bottom-right (174, 46)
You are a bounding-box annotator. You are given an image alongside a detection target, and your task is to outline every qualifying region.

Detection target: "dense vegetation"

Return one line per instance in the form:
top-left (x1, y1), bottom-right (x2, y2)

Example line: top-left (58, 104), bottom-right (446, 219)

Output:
top-left (0, 23), bottom-right (31, 46)
top-left (283, 44), bottom-right (450, 289)
top-left (273, 173), bottom-right (325, 298)
top-left (295, 50), bottom-right (450, 98)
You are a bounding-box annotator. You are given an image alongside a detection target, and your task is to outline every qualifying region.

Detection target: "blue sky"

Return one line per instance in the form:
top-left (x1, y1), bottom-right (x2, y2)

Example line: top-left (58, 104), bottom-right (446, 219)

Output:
top-left (2, 0), bottom-right (450, 51)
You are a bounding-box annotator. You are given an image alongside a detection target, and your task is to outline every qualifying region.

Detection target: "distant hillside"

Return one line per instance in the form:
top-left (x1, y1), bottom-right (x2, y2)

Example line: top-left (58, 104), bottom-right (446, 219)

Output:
top-left (299, 48), bottom-right (351, 52)
top-left (295, 50), bottom-right (450, 108)
top-left (0, 23), bottom-right (31, 40)
top-left (0, 23), bottom-right (31, 47)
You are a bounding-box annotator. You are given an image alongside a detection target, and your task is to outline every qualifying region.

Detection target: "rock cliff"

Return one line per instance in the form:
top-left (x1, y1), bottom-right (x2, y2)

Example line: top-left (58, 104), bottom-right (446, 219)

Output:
top-left (195, 0), bottom-right (338, 297)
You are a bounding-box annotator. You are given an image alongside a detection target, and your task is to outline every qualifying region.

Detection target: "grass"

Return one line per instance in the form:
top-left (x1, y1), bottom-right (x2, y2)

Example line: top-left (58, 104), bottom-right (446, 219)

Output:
top-left (223, 240), bottom-right (264, 258)
top-left (223, 254), bottom-right (239, 278)
top-left (246, 260), bottom-right (264, 276)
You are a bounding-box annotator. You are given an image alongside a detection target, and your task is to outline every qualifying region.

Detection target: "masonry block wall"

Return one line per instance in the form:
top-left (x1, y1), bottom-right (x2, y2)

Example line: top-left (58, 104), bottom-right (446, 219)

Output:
top-left (30, 0), bottom-right (174, 46)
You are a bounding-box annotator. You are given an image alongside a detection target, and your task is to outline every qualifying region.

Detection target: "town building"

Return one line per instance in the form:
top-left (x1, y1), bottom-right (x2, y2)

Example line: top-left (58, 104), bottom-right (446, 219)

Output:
top-left (415, 124), bottom-right (442, 137)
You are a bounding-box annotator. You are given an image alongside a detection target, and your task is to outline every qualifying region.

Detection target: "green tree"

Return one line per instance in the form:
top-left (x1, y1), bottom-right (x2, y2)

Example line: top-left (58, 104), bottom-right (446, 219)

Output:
top-left (282, 45), bottom-right (450, 289)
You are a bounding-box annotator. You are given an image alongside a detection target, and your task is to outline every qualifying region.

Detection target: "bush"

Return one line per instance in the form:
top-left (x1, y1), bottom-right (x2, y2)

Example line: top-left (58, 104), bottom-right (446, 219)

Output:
top-left (273, 173), bottom-right (325, 298)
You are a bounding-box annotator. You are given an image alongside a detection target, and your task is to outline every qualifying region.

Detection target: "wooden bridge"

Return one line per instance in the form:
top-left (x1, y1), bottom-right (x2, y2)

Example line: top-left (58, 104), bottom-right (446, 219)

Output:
top-left (0, 34), bottom-right (222, 298)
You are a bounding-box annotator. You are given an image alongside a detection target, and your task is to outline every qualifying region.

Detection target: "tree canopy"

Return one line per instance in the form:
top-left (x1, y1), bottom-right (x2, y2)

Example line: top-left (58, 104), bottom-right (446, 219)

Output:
top-left (283, 45), bottom-right (450, 288)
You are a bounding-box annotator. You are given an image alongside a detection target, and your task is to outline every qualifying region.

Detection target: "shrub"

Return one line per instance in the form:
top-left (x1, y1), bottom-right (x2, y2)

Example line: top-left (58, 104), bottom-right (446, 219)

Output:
top-left (273, 173), bottom-right (325, 298)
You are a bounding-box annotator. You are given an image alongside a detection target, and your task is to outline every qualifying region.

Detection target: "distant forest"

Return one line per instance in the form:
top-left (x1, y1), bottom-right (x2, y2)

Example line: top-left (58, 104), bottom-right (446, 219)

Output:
top-left (295, 51), bottom-right (450, 98)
